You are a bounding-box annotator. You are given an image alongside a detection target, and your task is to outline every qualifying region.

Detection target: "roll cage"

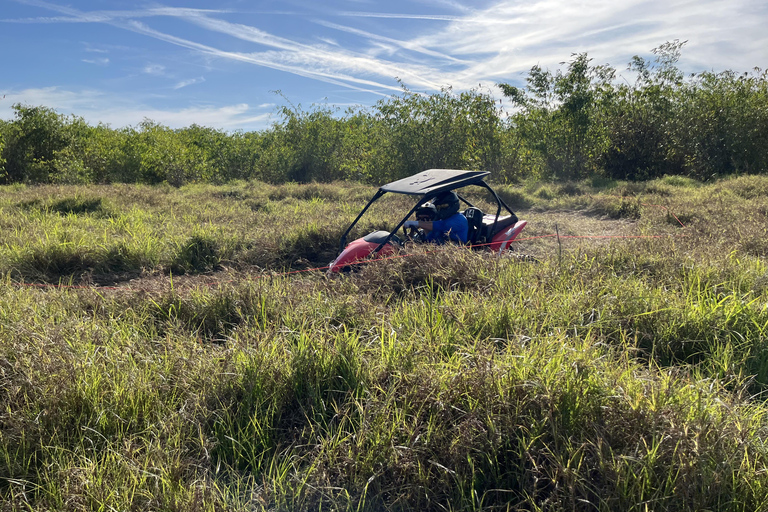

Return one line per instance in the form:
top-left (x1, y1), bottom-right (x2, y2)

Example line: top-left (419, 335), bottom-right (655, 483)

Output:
top-left (336, 169), bottom-right (517, 256)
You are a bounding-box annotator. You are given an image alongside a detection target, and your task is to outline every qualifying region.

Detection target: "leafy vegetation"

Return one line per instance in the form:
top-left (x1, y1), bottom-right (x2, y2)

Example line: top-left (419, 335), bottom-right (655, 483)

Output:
top-left (2, 42), bottom-right (766, 186)
top-left (2, 176), bottom-right (768, 510)
top-left (500, 40), bottom-right (768, 181)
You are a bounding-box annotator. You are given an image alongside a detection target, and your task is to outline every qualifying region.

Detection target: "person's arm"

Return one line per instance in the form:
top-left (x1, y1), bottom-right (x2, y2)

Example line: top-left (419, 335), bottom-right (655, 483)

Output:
top-left (403, 220), bottom-right (434, 231)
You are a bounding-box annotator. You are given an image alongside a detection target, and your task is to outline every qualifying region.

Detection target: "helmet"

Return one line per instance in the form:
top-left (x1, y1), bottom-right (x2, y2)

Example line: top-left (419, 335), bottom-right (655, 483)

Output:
top-left (431, 191), bottom-right (460, 220)
top-left (415, 202), bottom-right (437, 221)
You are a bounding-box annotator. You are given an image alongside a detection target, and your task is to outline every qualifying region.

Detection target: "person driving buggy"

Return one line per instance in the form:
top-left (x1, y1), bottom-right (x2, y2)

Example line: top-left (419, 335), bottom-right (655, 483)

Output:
top-left (403, 190), bottom-right (468, 244)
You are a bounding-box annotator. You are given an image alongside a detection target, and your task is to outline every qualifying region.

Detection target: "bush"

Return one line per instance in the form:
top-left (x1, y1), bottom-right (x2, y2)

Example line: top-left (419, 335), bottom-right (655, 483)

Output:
top-left (171, 235), bottom-right (222, 274)
top-left (1, 104), bottom-right (73, 183)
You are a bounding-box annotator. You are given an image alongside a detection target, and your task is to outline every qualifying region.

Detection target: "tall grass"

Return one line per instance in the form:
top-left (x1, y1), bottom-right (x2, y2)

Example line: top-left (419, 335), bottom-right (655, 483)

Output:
top-left (2, 176), bottom-right (768, 510)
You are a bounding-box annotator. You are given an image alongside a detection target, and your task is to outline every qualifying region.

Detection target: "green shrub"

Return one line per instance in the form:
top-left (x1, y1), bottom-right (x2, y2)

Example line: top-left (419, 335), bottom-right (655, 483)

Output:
top-left (171, 235), bottom-right (222, 274)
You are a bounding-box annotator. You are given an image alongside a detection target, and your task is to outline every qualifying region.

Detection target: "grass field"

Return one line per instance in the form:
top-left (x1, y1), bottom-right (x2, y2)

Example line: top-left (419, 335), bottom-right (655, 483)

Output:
top-left (2, 175), bottom-right (768, 511)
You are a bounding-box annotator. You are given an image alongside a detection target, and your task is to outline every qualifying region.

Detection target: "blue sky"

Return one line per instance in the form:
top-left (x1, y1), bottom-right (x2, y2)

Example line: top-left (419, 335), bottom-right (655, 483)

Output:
top-left (2, 0), bottom-right (766, 131)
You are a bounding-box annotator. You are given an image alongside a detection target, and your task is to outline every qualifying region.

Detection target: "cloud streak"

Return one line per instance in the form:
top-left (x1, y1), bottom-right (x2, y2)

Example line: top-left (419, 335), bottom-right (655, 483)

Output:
top-left (174, 77), bottom-right (205, 89)
top-left (0, 86), bottom-right (273, 130)
top-left (173, 13), bottom-right (448, 91)
top-left (338, 12), bottom-right (461, 21)
top-left (314, 20), bottom-right (468, 63)
top-left (2, 2), bottom-right (232, 23)
top-left (405, 0), bottom-right (768, 89)
top-left (120, 19), bottom-right (406, 96)
top-left (82, 57), bottom-right (109, 65)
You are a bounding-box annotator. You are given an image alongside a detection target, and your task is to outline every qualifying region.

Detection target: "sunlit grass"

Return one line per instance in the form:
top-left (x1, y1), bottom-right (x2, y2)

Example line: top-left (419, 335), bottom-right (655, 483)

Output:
top-left (2, 176), bottom-right (768, 510)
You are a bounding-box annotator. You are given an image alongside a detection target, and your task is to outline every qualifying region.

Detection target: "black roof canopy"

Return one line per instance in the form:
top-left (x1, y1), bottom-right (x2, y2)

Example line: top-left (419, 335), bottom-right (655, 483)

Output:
top-left (379, 169), bottom-right (490, 196)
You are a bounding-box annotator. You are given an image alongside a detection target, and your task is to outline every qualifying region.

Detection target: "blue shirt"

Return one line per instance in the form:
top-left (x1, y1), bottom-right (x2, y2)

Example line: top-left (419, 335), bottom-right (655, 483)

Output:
top-left (425, 212), bottom-right (468, 244)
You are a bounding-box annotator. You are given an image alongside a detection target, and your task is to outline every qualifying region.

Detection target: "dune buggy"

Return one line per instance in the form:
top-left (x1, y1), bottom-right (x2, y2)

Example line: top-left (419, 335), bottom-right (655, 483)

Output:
top-left (329, 169), bottom-right (527, 272)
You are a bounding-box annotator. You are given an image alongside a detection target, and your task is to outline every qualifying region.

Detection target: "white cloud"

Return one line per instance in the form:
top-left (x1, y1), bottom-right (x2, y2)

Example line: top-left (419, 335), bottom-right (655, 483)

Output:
top-left (411, 0), bottom-right (475, 13)
top-left (337, 11), bottom-right (461, 21)
top-left (82, 57), bottom-right (109, 65)
top-left (143, 64), bottom-right (166, 75)
top-left (73, 0), bottom-right (762, 96)
top-left (315, 20), bottom-right (467, 63)
top-left (119, 19), bottom-right (410, 95)
top-left (318, 37), bottom-right (341, 47)
top-left (168, 15), bottom-right (448, 90)
top-left (411, 0), bottom-right (768, 89)
top-left (3, 1), bottom-right (232, 23)
top-left (174, 76), bottom-right (205, 89)
top-left (132, 103), bottom-right (273, 130)
top-left (0, 87), bottom-right (274, 130)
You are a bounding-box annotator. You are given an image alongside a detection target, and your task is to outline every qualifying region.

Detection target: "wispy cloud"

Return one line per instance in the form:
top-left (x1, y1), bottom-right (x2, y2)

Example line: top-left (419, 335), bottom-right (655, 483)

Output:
top-left (410, 0), bottom-right (475, 13)
top-left (0, 86), bottom-right (273, 130)
top-left (82, 57), bottom-right (109, 66)
top-left (2, 2), bottom-right (232, 23)
top-left (314, 20), bottom-right (467, 63)
top-left (143, 64), bottom-right (166, 76)
top-left (174, 76), bottom-right (205, 89)
top-left (338, 12), bottom-right (461, 21)
top-left (173, 14), bottom-right (448, 90)
top-left (7, 0), bottom-right (767, 84)
top-left (120, 18), bottom-right (414, 95)
top-left (15, 0), bottom-right (750, 101)
top-left (408, 0), bottom-right (768, 88)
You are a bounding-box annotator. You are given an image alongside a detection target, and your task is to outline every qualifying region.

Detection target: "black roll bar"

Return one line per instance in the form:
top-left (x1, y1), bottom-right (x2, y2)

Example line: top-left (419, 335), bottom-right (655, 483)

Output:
top-left (337, 189), bottom-right (385, 256)
top-left (478, 181), bottom-right (516, 240)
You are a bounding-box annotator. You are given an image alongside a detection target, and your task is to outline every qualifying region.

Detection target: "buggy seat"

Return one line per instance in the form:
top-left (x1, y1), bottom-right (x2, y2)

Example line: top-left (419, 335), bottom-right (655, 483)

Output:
top-left (463, 208), bottom-right (518, 246)
top-left (481, 213), bottom-right (517, 235)
top-left (463, 207), bottom-right (485, 244)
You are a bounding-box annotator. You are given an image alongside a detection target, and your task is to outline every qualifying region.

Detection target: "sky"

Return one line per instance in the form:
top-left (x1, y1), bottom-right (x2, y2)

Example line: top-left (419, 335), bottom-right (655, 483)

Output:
top-left (1, 0), bottom-right (766, 132)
